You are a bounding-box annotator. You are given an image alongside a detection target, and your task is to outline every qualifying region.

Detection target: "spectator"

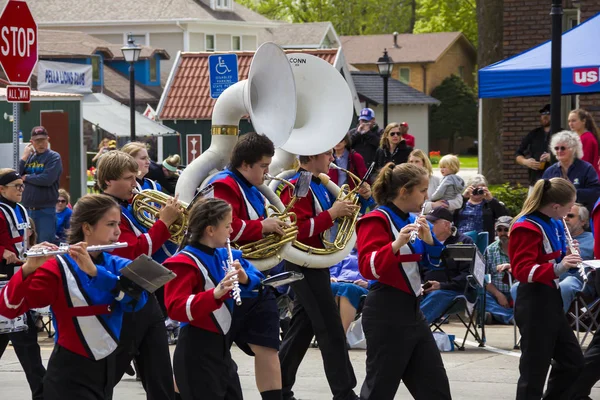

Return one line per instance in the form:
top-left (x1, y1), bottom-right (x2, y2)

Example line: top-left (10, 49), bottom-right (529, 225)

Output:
top-left (329, 248), bottom-right (370, 334)
top-left (348, 108), bottom-right (382, 171)
top-left (515, 104), bottom-right (553, 193)
top-left (430, 154), bottom-right (465, 212)
top-left (399, 122), bottom-right (415, 147)
top-left (483, 216), bottom-right (514, 325)
top-left (420, 207), bottom-right (474, 323)
top-left (55, 189), bottom-right (72, 244)
top-left (91, 138), bottom-right (117, 164)
top-left (374, 123), bottom-right (412, 175)
top-left (146, 155), bottom-right (181, 195)
top-left (408, 149), bottom-right (462, 214)
top-left (19, 126), bottom-right (63, 244)
top-left (542, 130), bottom-right (600, 214)
top-left (568, 108), bottom-right (600, 178)
top-left (455, 174), bottom-right (509, 244)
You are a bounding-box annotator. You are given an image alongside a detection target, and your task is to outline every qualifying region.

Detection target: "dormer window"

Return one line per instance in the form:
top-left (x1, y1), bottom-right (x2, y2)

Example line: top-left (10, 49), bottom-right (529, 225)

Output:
top-left (213, 0), bottom-right (232, 11)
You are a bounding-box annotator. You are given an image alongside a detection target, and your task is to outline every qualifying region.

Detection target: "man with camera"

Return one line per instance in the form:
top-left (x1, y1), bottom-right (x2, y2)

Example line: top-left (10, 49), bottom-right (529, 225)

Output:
top-left (348, 108), bottom-right (382, 170)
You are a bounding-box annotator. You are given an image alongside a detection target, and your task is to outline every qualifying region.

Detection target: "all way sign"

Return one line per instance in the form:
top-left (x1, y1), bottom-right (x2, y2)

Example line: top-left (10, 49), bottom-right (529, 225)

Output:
top-left (6, 85), bottom-right (30, 103)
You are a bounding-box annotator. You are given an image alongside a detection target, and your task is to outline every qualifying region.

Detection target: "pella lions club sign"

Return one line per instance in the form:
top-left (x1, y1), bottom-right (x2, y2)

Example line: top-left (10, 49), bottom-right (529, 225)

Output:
top-left (573, 67), bottom-right (600, 87)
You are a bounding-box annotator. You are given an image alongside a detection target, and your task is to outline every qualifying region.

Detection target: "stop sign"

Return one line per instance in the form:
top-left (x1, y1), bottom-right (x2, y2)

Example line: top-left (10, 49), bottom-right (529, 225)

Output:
top-left (0, 0), bottom-right (37, 84)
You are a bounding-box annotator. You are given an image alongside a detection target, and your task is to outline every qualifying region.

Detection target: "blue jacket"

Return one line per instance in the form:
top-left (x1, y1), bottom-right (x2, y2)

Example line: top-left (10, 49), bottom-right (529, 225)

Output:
top-left (19, 149), bottom-right (63, 208)
top-left (542, 158), bottom-right (600, 213)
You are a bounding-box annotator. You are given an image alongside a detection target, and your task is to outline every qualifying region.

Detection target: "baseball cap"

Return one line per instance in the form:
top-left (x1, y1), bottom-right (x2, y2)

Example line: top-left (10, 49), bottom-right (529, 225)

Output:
top-left (359, 108), bottom-right (375, 121)
top-left (400, 122), bottom-right (409, 127)
top-left (426, 207), bottom-right (453, 223)
top-left (495, 215), bottom-right (512, 229)
top-left (539, 104), bottom-right (551, 115)
top-left (30, 126), bottom-right (48, 140)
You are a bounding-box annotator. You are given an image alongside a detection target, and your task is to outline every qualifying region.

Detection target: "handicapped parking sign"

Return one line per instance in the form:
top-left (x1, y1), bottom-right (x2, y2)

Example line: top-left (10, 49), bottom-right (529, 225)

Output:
top-left (208, 53), bottom-right (239, 99)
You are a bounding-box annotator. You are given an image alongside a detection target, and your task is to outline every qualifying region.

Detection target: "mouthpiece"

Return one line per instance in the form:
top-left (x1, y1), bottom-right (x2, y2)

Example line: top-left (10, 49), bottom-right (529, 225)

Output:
top-left (329, 162), bottom-right (341, 170)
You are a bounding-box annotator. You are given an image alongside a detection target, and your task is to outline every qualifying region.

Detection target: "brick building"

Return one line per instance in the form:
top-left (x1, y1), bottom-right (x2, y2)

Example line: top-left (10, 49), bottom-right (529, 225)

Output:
top-left (499, 0), bottom-right (600, 183)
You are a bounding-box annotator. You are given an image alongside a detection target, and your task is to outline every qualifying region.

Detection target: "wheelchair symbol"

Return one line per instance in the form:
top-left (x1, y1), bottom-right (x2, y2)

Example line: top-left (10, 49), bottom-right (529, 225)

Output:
top-left (215, 57), bottom-right (231, 75)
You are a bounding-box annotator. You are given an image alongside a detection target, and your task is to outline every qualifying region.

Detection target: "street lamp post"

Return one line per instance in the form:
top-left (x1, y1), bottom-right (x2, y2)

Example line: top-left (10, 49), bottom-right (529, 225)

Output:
top-left (377, 49), bottom-right (394, 127)
top-left (550, 0), bottom-right (563, 135)
top-left (121, 34), bottom-right (142, 142)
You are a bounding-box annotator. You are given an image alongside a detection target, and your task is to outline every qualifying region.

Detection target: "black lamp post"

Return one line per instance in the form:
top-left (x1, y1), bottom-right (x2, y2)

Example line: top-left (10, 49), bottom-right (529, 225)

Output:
top-left (550, 0), bottom-right (562, 135)
top-left (377, 49), bottom-right (394, 127)
top-left (121, 33), bottom-right (142, 142)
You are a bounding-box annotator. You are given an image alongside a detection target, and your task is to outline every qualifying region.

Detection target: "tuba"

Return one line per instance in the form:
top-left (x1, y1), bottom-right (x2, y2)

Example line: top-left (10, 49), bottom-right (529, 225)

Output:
top-left (131, 189), bottom-right (190, 244)
top-left (174, 43), bottom-right (298, 271)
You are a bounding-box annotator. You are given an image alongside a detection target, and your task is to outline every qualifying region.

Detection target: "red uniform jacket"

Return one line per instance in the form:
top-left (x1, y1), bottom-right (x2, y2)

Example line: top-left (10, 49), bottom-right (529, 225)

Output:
top-left (356, 211), bottom-right (422, 295)
top-left (280, 175), bottom-right (334, 249)
top-left (328, 150), bottom-right (368, 191)
top-left (111, 209), bottom-right (171, 261)
top-left (212, 174), bottom-right (264, 245)
top-left (163, 253), bottom-right (228, 334)
top-left (593, 203), bottom-right (600, 259)
top-left (509, 220), bottom-right (561, 288)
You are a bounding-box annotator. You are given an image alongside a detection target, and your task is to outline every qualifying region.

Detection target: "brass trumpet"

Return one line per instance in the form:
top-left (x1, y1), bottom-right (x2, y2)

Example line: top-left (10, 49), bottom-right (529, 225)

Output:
top-left (131, 189), bottom-right (189, 244)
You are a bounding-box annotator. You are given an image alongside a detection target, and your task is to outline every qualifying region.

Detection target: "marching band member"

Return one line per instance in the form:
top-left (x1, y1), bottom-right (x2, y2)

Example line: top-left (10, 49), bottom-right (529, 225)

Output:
top-left (278, 149), bottom-right (359, 400)
top-left (163, 197), bottom-right (264, 400)
top-left (0, 168), bottom-right (45, 400)
top-left (356, 163), bottom-right (451, 399)
top-left (0, 194), bottom-right (146, 399)
top-left (210, 132), bottom-right (286, 400)
top-left (509, 178), bottom-right (584, 399)
top-left (97, 151), bottom-right (180, 399)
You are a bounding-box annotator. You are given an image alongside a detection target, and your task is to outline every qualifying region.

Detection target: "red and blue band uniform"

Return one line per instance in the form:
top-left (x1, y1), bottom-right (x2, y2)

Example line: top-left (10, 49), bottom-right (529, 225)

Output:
top-left (164, 244), bottom-right (263, 400)
top-left (108, 192), bottom-right (175, 400)
top-left (211, 169), bottom-right (283, 360)
top-left (0, 252), bottom-right (146, 400)
top-left (509, 212), bottom-right (583, 399)
top-left (356, 203), bottom-right (451, 400)
top-left (0, 196), bottom-right (46, 400)
top-left (277, 170), bottom-right (358, 400)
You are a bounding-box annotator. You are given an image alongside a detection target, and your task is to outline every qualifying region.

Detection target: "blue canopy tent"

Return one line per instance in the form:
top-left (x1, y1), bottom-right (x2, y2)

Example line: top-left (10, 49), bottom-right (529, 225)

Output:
top-left (476, 11), bottom-right (600, 171)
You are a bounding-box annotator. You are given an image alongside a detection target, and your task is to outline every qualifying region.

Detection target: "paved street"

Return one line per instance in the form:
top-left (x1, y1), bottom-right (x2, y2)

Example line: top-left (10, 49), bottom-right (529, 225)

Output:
top-left (2, 321), bottom-right (599, 399)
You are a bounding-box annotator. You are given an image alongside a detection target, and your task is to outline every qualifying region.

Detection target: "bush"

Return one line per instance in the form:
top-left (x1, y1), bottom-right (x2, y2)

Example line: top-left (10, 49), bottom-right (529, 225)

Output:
top-left (429, 151), bottom-right (441, 165)
top-left (490, 183), bottom-right (528, 217)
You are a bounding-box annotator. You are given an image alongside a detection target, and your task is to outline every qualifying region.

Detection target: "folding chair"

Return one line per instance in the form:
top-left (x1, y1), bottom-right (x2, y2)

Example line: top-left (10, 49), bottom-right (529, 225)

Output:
top-left (567, 270), bottom-right (600, 348)
top-left (507, 275), bottom-right (521, 350)
top-left (429, 244), bottom-right (486, 350)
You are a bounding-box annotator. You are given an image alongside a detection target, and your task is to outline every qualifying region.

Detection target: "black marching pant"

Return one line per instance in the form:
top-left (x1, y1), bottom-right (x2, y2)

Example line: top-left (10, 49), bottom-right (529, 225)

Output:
top-left (360, 283), bottom-right (451, 400)
top-left (44, 345), bottom-right (115, 400)
top-left (515, 282), bottom-right (583, 400)
top-left (113, 294), bottom-right (174, 400)
top-left (279, 262), bottom-right (357, 400)
top-left (174, 325), bottom-right (242, 400)
top-left (0, 311), bottom-right (45, 400)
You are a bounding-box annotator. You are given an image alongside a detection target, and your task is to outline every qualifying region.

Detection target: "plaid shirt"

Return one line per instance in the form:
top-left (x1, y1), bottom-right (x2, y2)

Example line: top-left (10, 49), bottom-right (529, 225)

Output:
top-left (484, 239), bottom-right (512, 295)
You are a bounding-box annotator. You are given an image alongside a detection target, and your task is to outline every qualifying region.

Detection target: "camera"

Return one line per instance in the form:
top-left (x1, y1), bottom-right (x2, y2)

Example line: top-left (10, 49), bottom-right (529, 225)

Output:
top-left (473, 188), bottom-right (485, 196)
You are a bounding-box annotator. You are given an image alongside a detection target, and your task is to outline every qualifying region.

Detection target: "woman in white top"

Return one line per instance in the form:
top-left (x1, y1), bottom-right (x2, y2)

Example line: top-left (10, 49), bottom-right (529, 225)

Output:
top-left (408, 149), bottom-right (462, 213)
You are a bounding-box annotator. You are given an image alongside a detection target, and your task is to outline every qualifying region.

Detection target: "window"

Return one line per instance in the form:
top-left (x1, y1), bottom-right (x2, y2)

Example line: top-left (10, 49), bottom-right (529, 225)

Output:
top-left (125, 34), bottom-right (146, 46)
top-left (214, 0), bottom-right (231, 10)
top-left (149, 57), bottom-right (158, 82)
top-left (232, 36), bottom-right (241, 51)
top-left (91, 56), bottom-right (100, 81)
top-left (206, 35), bottom-right (215, 52)
top-left (458, 66), bottom-right (465, 79)
top-left (399, 68), bottom-right (410, 84)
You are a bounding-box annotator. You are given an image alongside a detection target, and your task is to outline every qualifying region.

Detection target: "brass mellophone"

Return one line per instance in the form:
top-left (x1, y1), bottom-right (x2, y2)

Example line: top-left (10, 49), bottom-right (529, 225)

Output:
top-left (562, 218), bottom-right (588, 283)
top-left (25, 242), bottom-right (129, 258)
top-left (409, 205), bottom-right (427, 244)
top-left (226, 238), bottom-right (243, 306)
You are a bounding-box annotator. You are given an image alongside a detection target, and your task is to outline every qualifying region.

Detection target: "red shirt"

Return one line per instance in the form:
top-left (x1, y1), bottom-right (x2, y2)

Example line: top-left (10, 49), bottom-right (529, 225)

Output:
top-left (212, 174), bottom-right (264, 245)
top-left (328, 150), bottom-right (368, 190)
top-left (580, 131), bottom-right (600, 178)
top-left (403, 133), bottom-right (415, 148)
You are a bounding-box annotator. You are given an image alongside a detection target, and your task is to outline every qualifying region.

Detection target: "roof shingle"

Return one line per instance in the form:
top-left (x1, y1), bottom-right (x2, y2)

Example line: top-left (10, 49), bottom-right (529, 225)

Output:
top-left (258, 22), bottom-right (335, 47)
top-left (351, 71), bottom-right (440, 106)
top-left (159, 49), bottom-right (338, 120)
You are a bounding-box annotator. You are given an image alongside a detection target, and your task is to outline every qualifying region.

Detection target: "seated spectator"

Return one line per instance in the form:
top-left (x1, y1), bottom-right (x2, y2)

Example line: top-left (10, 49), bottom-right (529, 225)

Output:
top-left (483, 216), bottom-right (514, 324)
top-left (374, 123), bottom-right (412, 175)
top-left (542, 130), bottom-right (600, 214)
top-left (55, 188), bottom-right (72, 244)
top-left (420, 207), bottom-right (474, 324)
top-left (455, 174), bottom-right (509, 245)
top-left (430, 154), bottom-right (464, 212)
top-left (559, 203), bottom-right (596, 313)
top-left (329, 248), bottom-right (370, 333)
top-left (408, 149), bottom-right (462, 214)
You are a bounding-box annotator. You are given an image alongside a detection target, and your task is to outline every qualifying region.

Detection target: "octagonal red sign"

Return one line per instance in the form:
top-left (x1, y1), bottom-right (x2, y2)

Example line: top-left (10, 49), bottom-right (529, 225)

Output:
top-left (0, 0), bottom-right (38, 85)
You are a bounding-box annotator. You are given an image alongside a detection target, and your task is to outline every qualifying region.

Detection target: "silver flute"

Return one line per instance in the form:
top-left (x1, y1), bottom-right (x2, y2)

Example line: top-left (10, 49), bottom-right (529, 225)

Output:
top-left (409, 205), bottom-right (426, 244)
top-left (226, 238), bottom-right (243, 306)
top-left (25, 242), bottom-right (128, 258)
top-left (562, 218), bottom-right (588, 283)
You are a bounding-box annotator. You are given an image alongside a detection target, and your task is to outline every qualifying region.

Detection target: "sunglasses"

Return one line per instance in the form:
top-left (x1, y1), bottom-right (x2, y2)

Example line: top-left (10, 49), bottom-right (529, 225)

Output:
top-left (565, 213), bottom-right (576, 219)
top-left (4, 183), bottom-right (24, 191)
top-left (554, 146), bottom-right (568, 151)
top-left (496, 227), bottom-right (509, 233)
top-left (57, 199), bottom-right (67, 203)
top-left (389, 131), bottom-right (401, 137)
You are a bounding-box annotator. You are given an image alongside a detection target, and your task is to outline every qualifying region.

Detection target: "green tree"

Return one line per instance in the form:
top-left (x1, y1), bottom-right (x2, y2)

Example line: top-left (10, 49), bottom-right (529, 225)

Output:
top-left (429, 75), bottom-right (477, 154)
top-left (414, 0), bottom-right (477, 45)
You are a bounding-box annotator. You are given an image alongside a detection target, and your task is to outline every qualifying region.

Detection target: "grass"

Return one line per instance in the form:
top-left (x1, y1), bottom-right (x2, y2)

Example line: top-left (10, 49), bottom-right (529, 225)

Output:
top-left (459, 155), bottom-right (478, 169)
